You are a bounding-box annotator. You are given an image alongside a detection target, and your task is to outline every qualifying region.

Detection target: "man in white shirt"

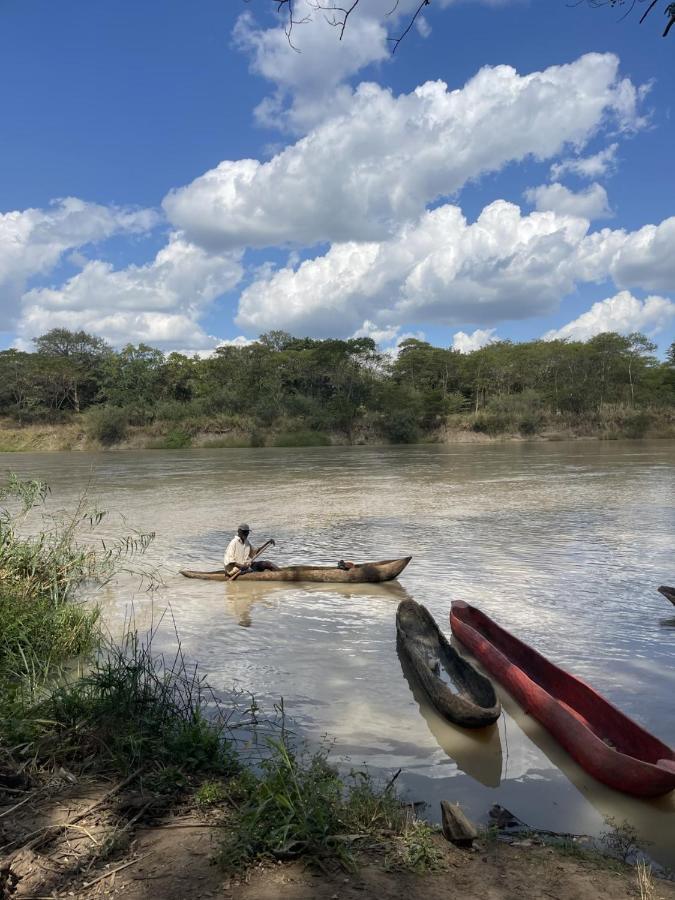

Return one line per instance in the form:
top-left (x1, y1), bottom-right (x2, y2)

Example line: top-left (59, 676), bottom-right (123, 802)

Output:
top-left (223, 524), bottom-right (277, 576)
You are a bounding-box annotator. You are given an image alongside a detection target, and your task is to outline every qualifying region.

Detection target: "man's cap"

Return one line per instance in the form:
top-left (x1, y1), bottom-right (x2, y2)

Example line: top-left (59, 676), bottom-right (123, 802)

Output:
top-left (238, 523), bottom-right (250, 533)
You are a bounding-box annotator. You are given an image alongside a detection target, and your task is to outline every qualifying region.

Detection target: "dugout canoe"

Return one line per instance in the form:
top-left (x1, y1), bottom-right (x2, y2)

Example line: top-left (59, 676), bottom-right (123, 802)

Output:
top-left (396, 599), bottom-right (500, 728)
top-left (180, 556), bottom-right (412, 583)
top-left (658, 585), bottom-right (675, 606)
top-left (450, 600), bottom-right (675, 797)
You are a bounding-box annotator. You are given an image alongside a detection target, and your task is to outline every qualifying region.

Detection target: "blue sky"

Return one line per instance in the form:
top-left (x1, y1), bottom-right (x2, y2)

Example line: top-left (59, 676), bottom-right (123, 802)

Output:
top-left (1, 0), bottom-right (674, 355)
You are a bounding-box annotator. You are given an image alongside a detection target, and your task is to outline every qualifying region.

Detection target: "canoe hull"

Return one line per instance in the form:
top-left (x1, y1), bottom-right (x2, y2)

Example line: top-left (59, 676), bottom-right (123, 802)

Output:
top-left (180, 556), bottom-right (412, 583)
top-left (396, 599), bottom-right (500, 728)
top-left (658, 585), bottom-right (675, 606)
top-left (450, 601), bottom-right (675, 798)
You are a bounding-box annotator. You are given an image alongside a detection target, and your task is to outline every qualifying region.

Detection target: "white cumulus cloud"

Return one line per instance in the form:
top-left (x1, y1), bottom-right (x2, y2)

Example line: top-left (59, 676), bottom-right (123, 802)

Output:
top-left (234, 0), bottom-right (459, 134)
top-left (550, 143), bottom-right (619, 181)
top-left (452, 328), bottom-right (498, 353)
top-left (17, 234), bottom-right (242, 351)
top-left (543, 291), bottom-right (675, 341)
top-left (235, 201), bottom-right (590, 336)
top-left (0, 198), bottom-right (159, 328)
top-left (524, 182), bottom-right (612, 221)
top-left (164, 53), bottom-right (643, 251)
top-left (574, 216), bottom-right (675, 293)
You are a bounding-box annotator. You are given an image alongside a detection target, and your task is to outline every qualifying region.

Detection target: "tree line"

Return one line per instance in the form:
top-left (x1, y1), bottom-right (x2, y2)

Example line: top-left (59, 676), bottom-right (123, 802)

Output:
top-left (1, 328), bottom-right (673, 443)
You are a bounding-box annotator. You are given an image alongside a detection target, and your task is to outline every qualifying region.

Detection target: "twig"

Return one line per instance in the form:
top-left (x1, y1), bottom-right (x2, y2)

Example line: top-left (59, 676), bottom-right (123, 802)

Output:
top-left (387, 0), bottom-right (430, 52)
top-left (2, 768), bottom-right (143, 860)
top-left (81, 851), bottom-right (151, 889)
top-left (0, 790), bottom-right (40, 819)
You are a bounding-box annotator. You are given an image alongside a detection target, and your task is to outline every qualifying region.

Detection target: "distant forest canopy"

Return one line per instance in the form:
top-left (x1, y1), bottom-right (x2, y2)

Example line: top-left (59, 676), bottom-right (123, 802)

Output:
top-left (1, 328), bottom-right (674, 443)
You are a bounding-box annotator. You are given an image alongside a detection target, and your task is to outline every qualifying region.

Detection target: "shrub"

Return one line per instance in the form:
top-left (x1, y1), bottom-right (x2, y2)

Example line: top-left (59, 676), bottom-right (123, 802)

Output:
top-left (85, 406), bottom-right (128, 445)
top-left (471, 412), bottom-right (509, 436)
top-left (163, 429), bottom-right (192, 449)
top-left (381, 410), bottom-right (419, 444)
top-left (622, 411), bottom-right (651, 439)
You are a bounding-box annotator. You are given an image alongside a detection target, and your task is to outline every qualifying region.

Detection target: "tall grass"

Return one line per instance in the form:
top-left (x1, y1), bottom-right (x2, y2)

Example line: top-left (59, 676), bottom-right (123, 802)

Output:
top-left (0, 474), bottom-right (153, 695)
top-left (218, 735), bottom-right (444, 872)
top-left (17, 625), bottom-right (240, 777)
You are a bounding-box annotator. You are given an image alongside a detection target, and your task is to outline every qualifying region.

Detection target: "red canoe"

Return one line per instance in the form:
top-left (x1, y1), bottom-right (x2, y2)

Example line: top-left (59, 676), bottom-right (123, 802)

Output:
top-left (450, 601), bottom-right (675, 798)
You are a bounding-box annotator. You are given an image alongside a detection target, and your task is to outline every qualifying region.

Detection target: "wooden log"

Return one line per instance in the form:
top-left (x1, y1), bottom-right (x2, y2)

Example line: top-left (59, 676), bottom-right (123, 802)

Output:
top-left (440, 800), bottom-right (477, 847)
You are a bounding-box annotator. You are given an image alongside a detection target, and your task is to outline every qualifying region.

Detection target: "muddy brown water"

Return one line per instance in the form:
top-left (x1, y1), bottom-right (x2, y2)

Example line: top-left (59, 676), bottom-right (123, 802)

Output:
top-left (3, 441), bottom-right (675, 866)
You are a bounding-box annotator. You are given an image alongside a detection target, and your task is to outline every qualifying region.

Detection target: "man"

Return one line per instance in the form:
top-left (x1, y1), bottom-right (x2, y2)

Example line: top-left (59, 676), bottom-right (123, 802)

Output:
top-left (223, 524), bottom-right (278, 576)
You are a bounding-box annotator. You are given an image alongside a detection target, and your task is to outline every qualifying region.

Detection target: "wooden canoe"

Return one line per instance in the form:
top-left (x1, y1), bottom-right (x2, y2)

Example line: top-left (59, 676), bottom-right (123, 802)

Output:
top-left (180, 556), bottom-right (412, 583)
top-left (658, 585), bottom-right (675, 606)
top-left (450, 600), bottom-right (675, 797)
top-left (396, 599), bottom-right (500, 728)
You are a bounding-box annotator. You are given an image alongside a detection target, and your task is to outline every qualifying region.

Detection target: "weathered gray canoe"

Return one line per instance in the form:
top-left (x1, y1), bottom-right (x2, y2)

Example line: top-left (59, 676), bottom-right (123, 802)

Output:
top-left (180, 556), bottom-right (412, 583)
top-left (658, 585), bottom-right (675, 606)
top-left (396, 598), bottom-right (501, 728)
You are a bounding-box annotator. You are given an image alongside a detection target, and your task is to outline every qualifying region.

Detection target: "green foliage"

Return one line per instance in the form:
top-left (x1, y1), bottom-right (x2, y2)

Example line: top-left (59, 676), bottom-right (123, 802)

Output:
top-left (147, 429), bottom-right (192, 449)
top-left (621, 410), bottom-right (651, 439)
top-left (387, 821), bottom-right (445, 873)
top-left (272, 430), bottom-right (331, 447)
top-left (218, 738), bottom-right (410, 872)
top-left (1, 328), bottom-right (673, 442)
top-left (15, 628), bottom-right (238, 777)
top-left (0, 475), bottom-right (154, 719)
top-left (382, 410), bottom-right (419, 444)
top-left (472, 412), bottom-right (510, 436)
top-left (195, 779), bottom-right (228, 808)
top-left (85, 406), bottom-right (128, 445)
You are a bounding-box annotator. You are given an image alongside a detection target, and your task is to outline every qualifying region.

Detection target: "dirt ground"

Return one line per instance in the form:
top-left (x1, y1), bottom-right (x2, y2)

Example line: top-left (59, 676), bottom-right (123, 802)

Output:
top-left (2, 779), bottom-right (674, 900)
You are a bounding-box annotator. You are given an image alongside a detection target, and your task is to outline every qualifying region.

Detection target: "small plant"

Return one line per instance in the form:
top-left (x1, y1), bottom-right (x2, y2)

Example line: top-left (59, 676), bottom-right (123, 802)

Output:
top-left (389, 820), bottom-right (445, 873)
top-left (600, 816), bottom-right (648, 863)
top-left (218, 739), bottom-right (411, 872)
top-left (195, 779), bottom-right (228, 808)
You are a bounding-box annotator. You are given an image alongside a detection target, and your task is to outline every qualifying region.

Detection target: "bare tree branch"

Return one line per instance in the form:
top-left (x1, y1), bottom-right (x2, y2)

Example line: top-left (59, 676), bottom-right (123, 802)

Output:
top-left (387, 0), bottom-right (431, 53)
top-left (576, 0), bottom-right (674, 34)
top-left (248, 0), bottom-right (434, 52)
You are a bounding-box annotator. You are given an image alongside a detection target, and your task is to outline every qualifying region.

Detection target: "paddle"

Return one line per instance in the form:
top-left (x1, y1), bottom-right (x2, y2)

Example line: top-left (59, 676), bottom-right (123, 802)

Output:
top-left (228, 538), bottom-right (276, 582)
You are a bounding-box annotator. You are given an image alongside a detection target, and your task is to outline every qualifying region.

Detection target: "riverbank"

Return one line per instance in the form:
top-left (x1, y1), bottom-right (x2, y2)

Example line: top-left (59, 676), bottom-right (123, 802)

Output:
top-left (1, 406), bottom-right (674, 452)
top-left (3, 771), bottom-right (673, 900)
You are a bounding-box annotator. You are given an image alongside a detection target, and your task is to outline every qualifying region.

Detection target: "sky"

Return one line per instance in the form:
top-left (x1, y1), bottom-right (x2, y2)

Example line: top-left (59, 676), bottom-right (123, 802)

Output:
top-left (1, 0), bottom-right (674, 357)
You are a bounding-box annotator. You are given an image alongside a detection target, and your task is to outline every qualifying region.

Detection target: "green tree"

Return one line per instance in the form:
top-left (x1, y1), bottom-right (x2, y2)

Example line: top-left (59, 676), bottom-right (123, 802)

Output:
top-left (33, 328), bottom-right (112, 411)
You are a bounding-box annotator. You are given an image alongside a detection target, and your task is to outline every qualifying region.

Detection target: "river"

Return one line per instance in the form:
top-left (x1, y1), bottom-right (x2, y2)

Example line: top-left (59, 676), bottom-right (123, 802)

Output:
top-left (3, 440), bottom-right (675, 865)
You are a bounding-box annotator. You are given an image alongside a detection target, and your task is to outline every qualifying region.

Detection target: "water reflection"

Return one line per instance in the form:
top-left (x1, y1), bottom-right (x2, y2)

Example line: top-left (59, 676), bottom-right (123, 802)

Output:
top-left (496, 687), bottom-right (675, 865)
top-left (221, 579), bottom-right (408, 628)
top-left (397, 645), bottom-right (503, 787)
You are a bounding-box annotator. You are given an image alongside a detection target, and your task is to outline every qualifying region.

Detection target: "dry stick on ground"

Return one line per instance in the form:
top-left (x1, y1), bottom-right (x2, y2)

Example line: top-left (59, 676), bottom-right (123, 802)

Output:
top-left (1, 768), bottom-right (143, 861)
top-left (0, 790), bottom-right (42, 819)
top-left (81, 851), bottom-right (152, 890)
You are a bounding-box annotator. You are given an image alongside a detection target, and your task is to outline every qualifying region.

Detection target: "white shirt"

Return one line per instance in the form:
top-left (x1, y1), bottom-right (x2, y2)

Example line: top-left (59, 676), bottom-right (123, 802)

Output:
top-left (224, 535), bottom-right (253, 571)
